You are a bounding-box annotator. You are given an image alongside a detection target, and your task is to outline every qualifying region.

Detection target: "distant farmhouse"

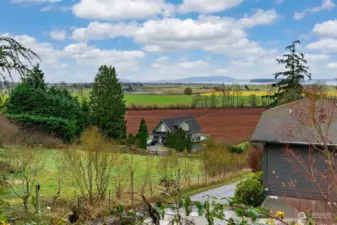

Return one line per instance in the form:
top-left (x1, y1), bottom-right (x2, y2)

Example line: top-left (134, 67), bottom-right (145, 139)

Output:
top-left (150, 116), bottom-right (203, 149)
top-left (251, 98), bottom-right (337, 201)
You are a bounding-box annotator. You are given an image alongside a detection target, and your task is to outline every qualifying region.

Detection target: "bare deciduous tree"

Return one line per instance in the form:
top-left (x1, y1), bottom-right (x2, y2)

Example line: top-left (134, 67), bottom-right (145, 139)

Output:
top-left (64, 127), bottom-right (120, 204)
top-left (6, 148), bottom-right (45, 213)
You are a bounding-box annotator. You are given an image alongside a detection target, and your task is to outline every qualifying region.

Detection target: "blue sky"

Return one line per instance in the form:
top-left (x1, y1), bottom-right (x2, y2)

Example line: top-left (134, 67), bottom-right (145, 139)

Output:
top-left (1, 0), bottom-right (337, 82)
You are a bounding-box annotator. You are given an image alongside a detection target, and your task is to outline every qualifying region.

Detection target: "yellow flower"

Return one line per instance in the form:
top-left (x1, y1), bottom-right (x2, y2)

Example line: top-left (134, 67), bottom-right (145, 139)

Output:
top-left (0, 221), bottom-right (10, 225)
top-left (275, 211), bottom-right (285, 219)
top-left (264, 219), bottom-right (275, 225)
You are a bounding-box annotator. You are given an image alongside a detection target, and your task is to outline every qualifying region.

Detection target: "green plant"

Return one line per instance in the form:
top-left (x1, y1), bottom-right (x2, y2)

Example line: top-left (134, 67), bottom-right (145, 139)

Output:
top-left (90, 65), bottom-right (126, 140)
top-left (269, 40), bottom-right (311, 106)
top-left (234, 178), bottom-right (264, 207)
top-left (136, 118), bottom-right (148, 149)
top-left (229, 142), bottom-right (249, 154)
top-left (184, 87), bottom-right (193, 95)
top-left (0, 36), bottom-right (40, 80)
top-left (6, 114), bottom-right (77, 142)
top-left (252, 171), bottom-right (263, 185)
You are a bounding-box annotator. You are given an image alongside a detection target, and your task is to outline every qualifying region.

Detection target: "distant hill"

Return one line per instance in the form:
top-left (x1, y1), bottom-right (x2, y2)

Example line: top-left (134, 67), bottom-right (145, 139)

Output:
top-left (251, 78), bottom-right (336, 84)
top-left (250, 79), bottom-right (279, 83)
top-left (153, 76), bottom-right (238, 84)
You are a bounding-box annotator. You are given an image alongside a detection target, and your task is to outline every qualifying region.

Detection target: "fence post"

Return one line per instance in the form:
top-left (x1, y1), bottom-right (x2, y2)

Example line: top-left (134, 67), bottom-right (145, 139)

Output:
top-left (177, 168), bottom-right (181, 191)
top-left (198, 173), bottom-right (200, 186)
top-left (36, 182), bottom-right (41, 214)
top-left (109, 189), bottom-right (111, 212)
top-left (131, 170), bottom-right (134, 207)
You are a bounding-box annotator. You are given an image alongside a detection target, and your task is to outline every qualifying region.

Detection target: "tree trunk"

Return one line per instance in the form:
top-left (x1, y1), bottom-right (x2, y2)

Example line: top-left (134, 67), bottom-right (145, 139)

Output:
top-left (23, 197), bottom-right (28, 213)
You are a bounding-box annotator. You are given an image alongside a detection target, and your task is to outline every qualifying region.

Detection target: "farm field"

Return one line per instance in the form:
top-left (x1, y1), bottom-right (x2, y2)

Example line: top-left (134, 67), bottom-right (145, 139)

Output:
top-left (124, 94), bottom-right (193, 106)
top-left (125, 108), bottom-right (265, 144)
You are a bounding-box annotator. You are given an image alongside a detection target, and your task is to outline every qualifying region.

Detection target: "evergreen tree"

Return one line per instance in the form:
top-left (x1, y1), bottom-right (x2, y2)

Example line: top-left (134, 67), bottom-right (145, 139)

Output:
top-left (23, 64), bottom-right (46, 90)
top-left (90, 65), bottom-right (126, 140)
top-left (271, 40), bottom-right (311, 105)
top-left (136, 118), bottom-right (148, 149)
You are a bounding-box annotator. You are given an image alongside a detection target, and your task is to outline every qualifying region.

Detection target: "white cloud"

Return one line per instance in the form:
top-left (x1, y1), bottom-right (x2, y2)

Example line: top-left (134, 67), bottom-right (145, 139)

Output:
top-left (148, 59), bottom-right (211, 80)
top-left (68, 9), bottom-right (278, 59)
top-left (71, 21), bottom-right (139, 41)
top-left (134, 11), bottom-right (278, 57)
top-left (1, 33), bottom-right (145, 82)
top-left (63, 42), bottom-right (145, 69)
top-left (214, 68), bottom-right (229, 74)
top-left (178, 60), bottom-right (209, 69)
top-left (293, 0), bottom-right (335, 20)
top-left (326, 62), bottom-right (337, 68)
top-left (41, 5), bottom-right (70, 12)
top-left (238, 9), bottom-right (278, 28)
top-left (10, 0), bottom-right (61, 3)
top-left (48, 29), bottom-right (67, 40)
top-left (178, 0), bottom-right (243, 13)
top-left (306, 39), bottom-right (337, 53)
top-left (313, 20), bottom-right (337, 37)
top-left (305, 54), bottom-right (330, 61)
top-left (72, 0), bottom-right (168, 20)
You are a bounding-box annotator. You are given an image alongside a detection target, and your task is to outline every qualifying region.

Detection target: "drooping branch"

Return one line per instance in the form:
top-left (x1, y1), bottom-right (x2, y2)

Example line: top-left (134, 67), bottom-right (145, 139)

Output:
top-left (0, 36), bottom-right (40, 82)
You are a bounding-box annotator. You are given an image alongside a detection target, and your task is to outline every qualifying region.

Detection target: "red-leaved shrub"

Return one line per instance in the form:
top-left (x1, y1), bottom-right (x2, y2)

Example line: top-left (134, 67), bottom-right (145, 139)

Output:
top-left (248, 145), bottom-right (264, 172)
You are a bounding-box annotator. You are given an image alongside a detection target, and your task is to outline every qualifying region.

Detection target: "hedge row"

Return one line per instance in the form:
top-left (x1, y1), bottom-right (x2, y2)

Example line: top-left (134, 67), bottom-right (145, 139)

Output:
top-left (6, 114), bottom-right (77, 142)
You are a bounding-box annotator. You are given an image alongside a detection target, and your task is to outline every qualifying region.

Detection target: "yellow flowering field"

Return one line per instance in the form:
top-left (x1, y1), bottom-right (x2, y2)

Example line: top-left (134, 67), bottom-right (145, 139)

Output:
top-left (201, 91), bottom-right (272, 97)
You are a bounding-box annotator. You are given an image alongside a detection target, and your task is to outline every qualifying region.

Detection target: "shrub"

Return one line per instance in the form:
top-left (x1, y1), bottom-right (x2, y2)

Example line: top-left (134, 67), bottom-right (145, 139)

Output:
top-left (234, 178), bottom-right (264, 206)
top-left (229, 142), bottom-right (249, 154)
top-left (251, 171), bottom-right (263, 185)
top-left (184, 87), bottom-right (193, 95)
top-left (6, 114), bottom-right (77, 142)
top-left (248, 146), bottom-right (264, 172)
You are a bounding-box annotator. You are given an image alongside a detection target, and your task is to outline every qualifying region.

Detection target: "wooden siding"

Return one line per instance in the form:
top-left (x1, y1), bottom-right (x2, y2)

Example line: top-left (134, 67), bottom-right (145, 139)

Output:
top-left (265, 144), bottom-right (329, 200)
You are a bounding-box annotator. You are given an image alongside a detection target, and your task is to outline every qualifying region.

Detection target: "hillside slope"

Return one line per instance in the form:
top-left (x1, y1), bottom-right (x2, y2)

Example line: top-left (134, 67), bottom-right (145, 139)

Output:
top-left (0, 115), bottom-right (62, 146)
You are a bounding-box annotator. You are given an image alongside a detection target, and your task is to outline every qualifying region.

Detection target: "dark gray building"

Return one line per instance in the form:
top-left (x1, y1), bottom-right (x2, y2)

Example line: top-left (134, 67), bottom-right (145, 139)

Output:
top-left (251, 98), bottom-right (337, 200)
top-left (150, 116), bottom-right (202, 145)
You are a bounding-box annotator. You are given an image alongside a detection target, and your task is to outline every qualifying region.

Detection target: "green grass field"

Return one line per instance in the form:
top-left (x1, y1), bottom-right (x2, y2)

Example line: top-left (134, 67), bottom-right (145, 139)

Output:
top-left (1, 148), bottom-right (204, 204)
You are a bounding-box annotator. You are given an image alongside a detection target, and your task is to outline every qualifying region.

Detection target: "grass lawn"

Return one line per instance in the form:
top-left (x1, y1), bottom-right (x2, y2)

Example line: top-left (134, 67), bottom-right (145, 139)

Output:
top-left (1, 148), bottom-right (205, 204)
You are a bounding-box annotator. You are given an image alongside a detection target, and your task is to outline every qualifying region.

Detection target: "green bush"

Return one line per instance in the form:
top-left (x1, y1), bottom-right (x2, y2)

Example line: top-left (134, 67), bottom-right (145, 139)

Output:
top-left (6, 114), bottom-right (77, 142)
top-left (251, 171), bottom-right (263, 185)
top-left (234, 178), bottom-right (264, 207)
top-left (229, 142), bottom-right (249, 154)
top-left (5, 83), bottom-right (87, 137)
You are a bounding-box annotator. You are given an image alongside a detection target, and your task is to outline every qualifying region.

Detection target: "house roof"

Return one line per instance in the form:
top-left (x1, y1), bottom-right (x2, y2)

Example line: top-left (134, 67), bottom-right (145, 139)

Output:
top-left (251, 98), bottom-right (337, 145)
top-left (154, 116), bottom-right (201, 133)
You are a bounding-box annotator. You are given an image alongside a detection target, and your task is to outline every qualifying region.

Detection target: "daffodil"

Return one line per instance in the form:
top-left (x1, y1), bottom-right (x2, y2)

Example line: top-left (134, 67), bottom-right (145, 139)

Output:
top-left (275, 211), bottom-right (285, 219)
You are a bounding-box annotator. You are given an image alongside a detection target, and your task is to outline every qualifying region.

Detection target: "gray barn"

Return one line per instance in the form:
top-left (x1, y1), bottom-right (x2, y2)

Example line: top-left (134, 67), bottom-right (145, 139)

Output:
top-left (251, 98), bottom-right (337, 200)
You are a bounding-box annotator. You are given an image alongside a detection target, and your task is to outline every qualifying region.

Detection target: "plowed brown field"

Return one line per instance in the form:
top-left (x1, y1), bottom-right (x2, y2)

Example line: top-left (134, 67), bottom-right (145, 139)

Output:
top-left (125, 108), bottom-right (265, 144)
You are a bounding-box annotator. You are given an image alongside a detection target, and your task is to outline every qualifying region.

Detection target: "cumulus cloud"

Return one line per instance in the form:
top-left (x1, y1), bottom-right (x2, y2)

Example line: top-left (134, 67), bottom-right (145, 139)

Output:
top-left (178, 0), bottom-right (243, 13)
top-left (70, 9), bottom-right (278, 60)
top-left (48, 29), bottom-right (67, 40)
top-left (71, 21), bottom-right (139, 41)
top-left (63, 42), bottom-right (145, 68)
top-left (313, 20), bottom-right (337, 37)
top-left (293, 0), bottom-right (335, 20)
top-left (306, 39), bottom-right (337, 53)
top-left (72, 0), bottom-right (168, 20)
top-left (238, 9), bottom-right (278, 28)
top-left (2, 33), bottom-right (145, 82)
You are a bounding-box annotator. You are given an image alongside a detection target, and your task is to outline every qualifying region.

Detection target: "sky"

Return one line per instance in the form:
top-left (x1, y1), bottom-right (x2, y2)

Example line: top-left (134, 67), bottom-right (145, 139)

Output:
top-left (1, 0), bottom-right (337, 82)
